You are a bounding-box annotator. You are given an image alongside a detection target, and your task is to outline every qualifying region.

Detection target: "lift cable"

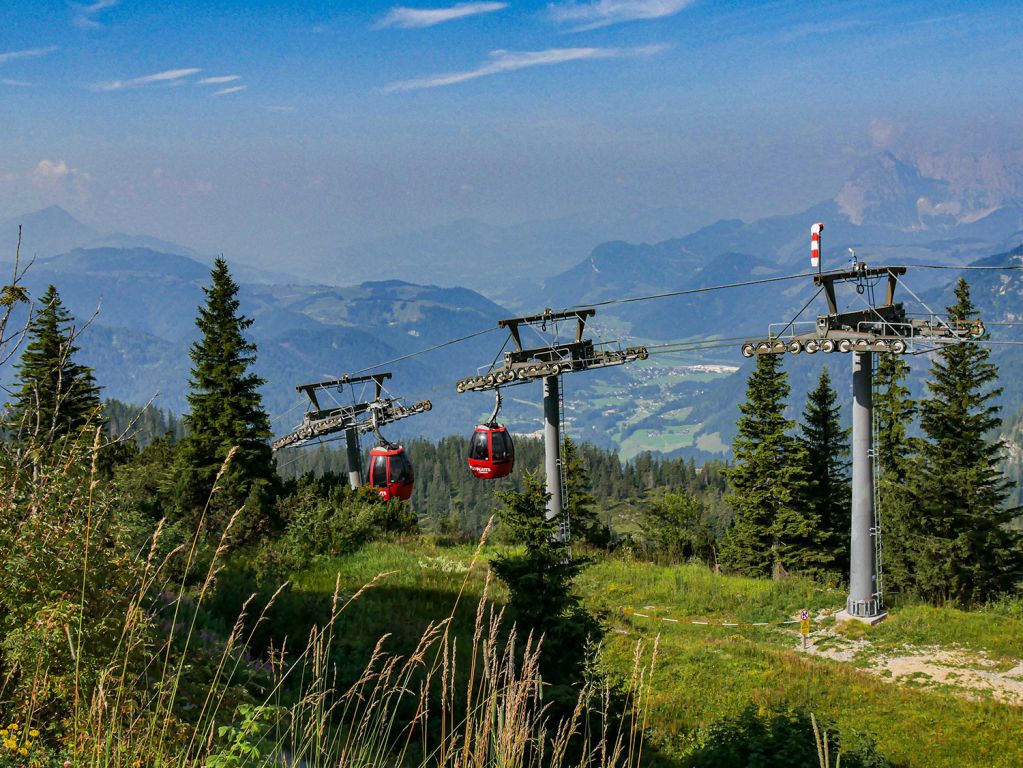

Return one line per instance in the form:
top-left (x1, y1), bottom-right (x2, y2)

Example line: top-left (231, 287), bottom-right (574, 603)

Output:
top-left (329, 263), bottom-right (1023, 383)
top-left (643, 334), bottom-right (761, 351)
top-left (648, 340), bottom-right (753, 357)
top-left (270, 394), bottom-right (311, 425)
top-left (772, 286), bottom-right (826, 340)
top-left (344, 325), bottom-right (502, 377)
top-left (902, 263), bottom-right (1023, 271)
top-left (571, 271), bottom-right (818, 310)
top-left (282, 262), bottom-right (1023, 417)
top-left (892, 272), bottom-right (955, 336)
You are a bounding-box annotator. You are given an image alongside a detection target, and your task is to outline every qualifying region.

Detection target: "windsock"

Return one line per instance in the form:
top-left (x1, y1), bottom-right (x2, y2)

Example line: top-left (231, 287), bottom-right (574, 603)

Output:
top-left (810, 222), bottom-right (824, 268)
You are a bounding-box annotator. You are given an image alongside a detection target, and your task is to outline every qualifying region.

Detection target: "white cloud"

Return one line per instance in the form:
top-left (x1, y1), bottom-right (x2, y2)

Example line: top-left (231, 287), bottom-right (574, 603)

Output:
top-left (377, 2), bottom-right (508, 29)
top-left (548, 0), bottom-right (694, 30)
top-left (72, 0), bottom-right (119, 29)
top-left (35, 160), bottom-right (71, 180)
top-left (31, 159), bottom-right (92, 190)
top-left (384, 44), bottom-right (667, 91)
top-left (91, 67), bottom-right (202, 92)
top-left (1, 79), bottom-right (31, 87)
top-left (266, 105), bottom-right (295, 112)
top-left (198, 75), bottom-right (241, 85)
top-left (0, 46), bottom-right (58, 65)
top-left (214, 85), bottom-right (247, 96)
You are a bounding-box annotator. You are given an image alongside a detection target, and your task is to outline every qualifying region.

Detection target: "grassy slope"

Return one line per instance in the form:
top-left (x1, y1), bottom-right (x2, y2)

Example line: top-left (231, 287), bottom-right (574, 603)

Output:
top-left (289, 538), bottom-right (1023, 768)
top-left (581, 559), bottom-right (1023, 768)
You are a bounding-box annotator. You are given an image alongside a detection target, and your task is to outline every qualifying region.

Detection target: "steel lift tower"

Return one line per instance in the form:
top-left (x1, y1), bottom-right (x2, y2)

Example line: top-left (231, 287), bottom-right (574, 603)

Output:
top-left (740, 224), bottom-right (983, 623)
top-left (272, 372), bottom-right (432, 488)
top-left (456, 308), bottom-right (648, 530)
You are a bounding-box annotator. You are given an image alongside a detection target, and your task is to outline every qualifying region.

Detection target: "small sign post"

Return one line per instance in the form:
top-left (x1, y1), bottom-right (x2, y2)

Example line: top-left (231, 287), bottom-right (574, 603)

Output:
top-left (800, 609), bottom-right (811, 649)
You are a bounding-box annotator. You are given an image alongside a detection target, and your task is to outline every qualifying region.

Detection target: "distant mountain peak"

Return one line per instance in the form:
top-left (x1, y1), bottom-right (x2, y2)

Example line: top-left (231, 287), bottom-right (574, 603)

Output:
top-left (835, 149), bottom-right (1023, 231)
top-left (1, 204), bottom-right (99, 258)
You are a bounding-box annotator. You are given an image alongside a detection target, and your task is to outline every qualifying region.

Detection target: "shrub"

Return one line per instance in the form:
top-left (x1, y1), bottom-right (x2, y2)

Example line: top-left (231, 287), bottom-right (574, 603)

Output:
top-left (682, 706), bottom-right (896, 768)
top-left (278, 475), bottom-right (417, 563)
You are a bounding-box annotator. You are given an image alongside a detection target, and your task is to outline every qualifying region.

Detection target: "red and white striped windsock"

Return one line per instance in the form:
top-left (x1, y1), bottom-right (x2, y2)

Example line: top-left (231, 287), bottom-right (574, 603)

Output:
top-left (810, 222), bottom-right (824, 268)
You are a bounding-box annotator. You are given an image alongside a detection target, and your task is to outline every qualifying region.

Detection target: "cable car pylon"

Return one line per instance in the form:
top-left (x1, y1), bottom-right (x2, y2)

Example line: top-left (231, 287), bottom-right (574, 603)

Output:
top-left (740, 223), bottom-right (986, 625)
top-left (455, 308), bottom-right (648, 536)
top-left (272, 371), bottom-right (432, 493)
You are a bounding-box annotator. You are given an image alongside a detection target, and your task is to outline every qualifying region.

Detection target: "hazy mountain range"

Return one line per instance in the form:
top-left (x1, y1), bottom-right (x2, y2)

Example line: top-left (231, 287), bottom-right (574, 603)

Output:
top-left (1, 148), bottom-right (1022, 458)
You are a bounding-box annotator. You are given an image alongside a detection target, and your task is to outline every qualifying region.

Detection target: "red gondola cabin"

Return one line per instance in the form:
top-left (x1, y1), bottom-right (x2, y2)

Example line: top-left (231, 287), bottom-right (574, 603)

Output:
top-left (367, 445), bottom-right (414, 501)
top-left (467, 424), bottom-right (514, 479)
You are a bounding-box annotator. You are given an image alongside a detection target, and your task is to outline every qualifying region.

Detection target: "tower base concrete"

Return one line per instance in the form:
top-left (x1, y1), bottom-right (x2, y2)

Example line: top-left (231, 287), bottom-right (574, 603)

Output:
top-left (835, 609), bottom-right (888, 627)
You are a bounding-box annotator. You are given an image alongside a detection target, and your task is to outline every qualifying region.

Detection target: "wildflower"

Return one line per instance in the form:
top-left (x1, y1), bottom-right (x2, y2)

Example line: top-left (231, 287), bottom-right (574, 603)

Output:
top-left (18, 747), bottom-right (27, 756)
top-left (28, 730), bottom-right (38, 738)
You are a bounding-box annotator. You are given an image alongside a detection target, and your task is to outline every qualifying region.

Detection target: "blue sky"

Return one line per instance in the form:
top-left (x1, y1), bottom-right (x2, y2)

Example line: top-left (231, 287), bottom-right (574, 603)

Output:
top-left (2, 0), bottom-right (1022, 270)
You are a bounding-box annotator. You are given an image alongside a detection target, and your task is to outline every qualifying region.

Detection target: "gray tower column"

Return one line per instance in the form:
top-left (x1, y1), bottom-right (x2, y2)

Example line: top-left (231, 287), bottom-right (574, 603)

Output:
top-left (543, 374), bottom-right (564, 525)
top-left (345, 427), bottom-right (362, 490)
top-left (847, 352), bottom-right (885, 621)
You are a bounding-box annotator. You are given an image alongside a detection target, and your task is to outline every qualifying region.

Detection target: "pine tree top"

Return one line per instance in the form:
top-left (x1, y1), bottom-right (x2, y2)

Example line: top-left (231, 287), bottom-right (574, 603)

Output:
top-left (185, 258), bottom-right (268, 441)
top-left (11, 283), bottom-right (100, 442)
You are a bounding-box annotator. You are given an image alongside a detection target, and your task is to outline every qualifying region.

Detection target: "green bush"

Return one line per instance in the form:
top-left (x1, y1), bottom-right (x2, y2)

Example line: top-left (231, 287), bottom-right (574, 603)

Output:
top-left (278, 474), bottom-right (418, 563)
top-left (0, 433), bottom-right (154, 725)
top-left (683, 707), bottom-right (897, 768)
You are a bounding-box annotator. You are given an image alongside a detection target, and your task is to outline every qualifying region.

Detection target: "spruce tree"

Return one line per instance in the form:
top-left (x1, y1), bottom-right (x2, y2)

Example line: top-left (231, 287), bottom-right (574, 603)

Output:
top-left (799, 367), bottom-right (850, 575)
top-left (908, 279), bottom-right (1021, 604)
top-left (872, 350), bottom-right (919, 597)
top-left (721, 354), bottom-right (830, 578)
top-left (561, 436), bottom-right (608, 547)
top-left (172, 258), bottom-right (276, 535)
top-left (490, 472), bottom-right (597, 692)
top-left (873, 352), bottom-right (916, 480)
top-left (10, 284), bottom-right (100, 445)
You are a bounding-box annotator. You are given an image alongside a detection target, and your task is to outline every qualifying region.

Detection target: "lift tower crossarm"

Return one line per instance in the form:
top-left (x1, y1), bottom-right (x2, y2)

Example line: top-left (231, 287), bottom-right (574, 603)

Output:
top-left (272, 370), bottom-right (430, 452)
top-left (296, 372), bottom-right (391, 420)
top-left (814, 265), bottom-right (906, 315)
top-left (457, 307), bottom-right (647, 393)
top-left (739, 263), bottom-right (979, 358)
top-left (498, 308), bottom-right (595, 351)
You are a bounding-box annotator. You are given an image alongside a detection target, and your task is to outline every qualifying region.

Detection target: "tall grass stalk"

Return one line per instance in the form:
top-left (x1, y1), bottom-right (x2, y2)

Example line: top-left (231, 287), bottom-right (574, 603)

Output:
top-left (7, 432), bottom-right (654, 768)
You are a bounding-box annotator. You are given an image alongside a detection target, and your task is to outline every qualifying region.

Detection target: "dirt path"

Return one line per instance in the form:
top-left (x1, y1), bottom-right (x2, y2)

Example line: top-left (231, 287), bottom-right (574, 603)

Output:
top-left (800, 630), bottom-right (1023, 705)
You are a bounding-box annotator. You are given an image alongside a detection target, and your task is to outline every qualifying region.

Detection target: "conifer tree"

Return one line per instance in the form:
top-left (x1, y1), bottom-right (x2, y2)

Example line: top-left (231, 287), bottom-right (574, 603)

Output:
top-left (172, 258), bottom-right (276, 534)
top-left (490, 472), bottom-right (597, 690)
top-left (872, 350), bottom-right (919, 596)
top-left (906, 279), bottom-right (1021, 604)
top-left (561, 436), bottom-right (608, 547)
top-left (873, 352), bottom-right (916, 480)
top-left (10, 284), bottom-right (100, 444)
top-left (721, 354), bottom-right (830, 578)
top-left (799, 367), bottom-right (850, 574)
